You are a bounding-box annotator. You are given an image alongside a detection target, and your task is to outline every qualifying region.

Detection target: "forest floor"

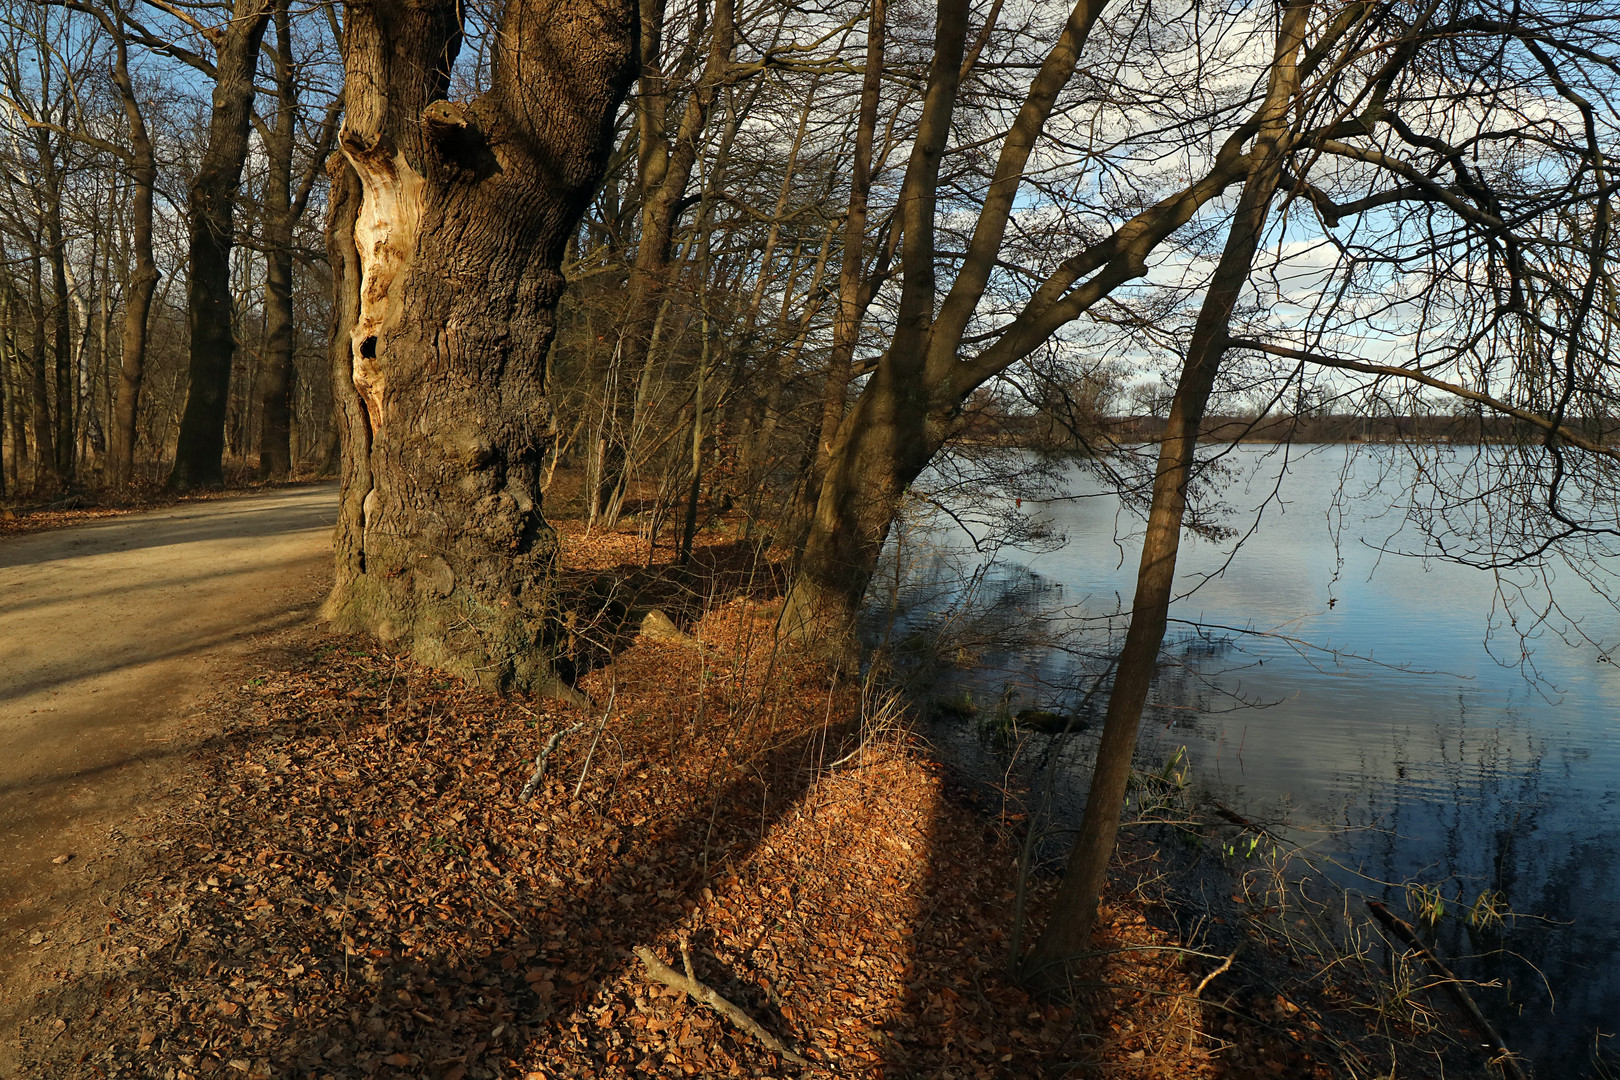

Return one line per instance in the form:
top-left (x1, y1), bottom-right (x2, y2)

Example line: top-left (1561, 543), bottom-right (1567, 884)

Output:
top-left (0, 484), bottom-right (337, 1076)
top-left (2, 497), bottom-right (1484, 1080)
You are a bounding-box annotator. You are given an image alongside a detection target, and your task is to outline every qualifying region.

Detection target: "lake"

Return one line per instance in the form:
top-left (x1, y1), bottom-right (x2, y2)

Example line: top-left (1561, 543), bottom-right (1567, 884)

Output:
top-left (878, 443), bottom-right (1620, 1076)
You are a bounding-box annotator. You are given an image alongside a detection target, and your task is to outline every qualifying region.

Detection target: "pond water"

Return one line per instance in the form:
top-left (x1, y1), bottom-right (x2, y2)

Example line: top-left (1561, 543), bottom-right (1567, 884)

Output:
top-left (878, 443), bottom-right (1620, 1076)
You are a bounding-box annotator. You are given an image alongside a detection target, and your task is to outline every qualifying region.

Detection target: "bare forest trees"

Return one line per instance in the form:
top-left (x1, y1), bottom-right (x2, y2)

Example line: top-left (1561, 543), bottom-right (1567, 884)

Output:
top-left (0, 0), bottom-right (340, 493)
top-left (530, 0), bottom-right (1620, 978)
top-left (5, 0), bottom-right (1620, 1009)
top-left (1022, 0), bottom-right (1620, 973)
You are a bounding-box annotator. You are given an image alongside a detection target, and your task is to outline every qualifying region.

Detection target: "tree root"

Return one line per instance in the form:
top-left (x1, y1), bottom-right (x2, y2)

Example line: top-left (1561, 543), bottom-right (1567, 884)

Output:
top-left (634, 939), bottom-right (809, 1066)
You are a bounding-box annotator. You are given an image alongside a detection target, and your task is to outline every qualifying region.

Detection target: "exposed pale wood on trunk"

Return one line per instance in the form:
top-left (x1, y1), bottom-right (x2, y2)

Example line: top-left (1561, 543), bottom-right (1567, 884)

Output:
top-left (325, 0), bottom-right (637, 697)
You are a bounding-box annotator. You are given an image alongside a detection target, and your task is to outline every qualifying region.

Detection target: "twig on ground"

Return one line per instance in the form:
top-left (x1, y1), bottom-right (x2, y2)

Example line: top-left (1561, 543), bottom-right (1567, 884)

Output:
top-left (634, 939), bottom-right (809, 1066)
top-left (574, 684), bottom-right (617, 799)
top-left (519, 719), bottom-right (588, 802)
top-left (1159, 943), bottom-right (1243, 1057)
top-left (1191, 943), bottom-right (1242, 999)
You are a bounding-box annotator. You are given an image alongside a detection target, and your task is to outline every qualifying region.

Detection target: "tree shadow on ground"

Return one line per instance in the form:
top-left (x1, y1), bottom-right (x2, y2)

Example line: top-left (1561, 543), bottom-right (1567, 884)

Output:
top-left (866, 743), bottom-right (1484, 1080)
top-left (14, 624), bottom-right (854, 1080)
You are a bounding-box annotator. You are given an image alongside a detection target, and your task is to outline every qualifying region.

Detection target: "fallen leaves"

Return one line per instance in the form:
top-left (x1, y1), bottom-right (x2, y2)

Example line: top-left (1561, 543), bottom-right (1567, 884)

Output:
top-left (10, 525), bottom-right (1408, 1079)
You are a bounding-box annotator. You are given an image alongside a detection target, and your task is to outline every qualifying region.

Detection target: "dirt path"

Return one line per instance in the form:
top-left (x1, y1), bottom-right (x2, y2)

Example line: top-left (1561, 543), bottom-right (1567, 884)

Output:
top-left (0, 484), bottom-right (336, 1059)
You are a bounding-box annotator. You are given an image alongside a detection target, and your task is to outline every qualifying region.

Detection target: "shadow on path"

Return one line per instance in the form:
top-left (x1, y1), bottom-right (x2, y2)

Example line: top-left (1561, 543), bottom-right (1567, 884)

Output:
top-left (0, 486), bottom-right (336, 571)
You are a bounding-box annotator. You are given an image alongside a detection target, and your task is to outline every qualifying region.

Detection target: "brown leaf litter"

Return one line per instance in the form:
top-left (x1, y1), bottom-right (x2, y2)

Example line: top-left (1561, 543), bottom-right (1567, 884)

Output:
top-left (10, 527), bottom-right (1457, 1080)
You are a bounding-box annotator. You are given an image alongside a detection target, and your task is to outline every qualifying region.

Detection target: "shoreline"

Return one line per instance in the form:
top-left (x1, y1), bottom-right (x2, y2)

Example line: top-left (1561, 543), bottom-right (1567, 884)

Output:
top-left (9, 524), bottom-right (1487, 1079)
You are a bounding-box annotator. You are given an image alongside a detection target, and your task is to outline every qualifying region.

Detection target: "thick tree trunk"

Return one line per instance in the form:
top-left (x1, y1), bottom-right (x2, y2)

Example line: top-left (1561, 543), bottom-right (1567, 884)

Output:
top-left (779, 363), bottom-right (950, 636)
top-left (779, 0), bottom-right (970, 636)
top-left (1023, 0), bottom-right (1309, 980)
top-left (324, 0), bottom-right (636, 696)
top-left (257, 0), bottom-right (296, 481)
top-left (167, 0), bottom-right (273, 491)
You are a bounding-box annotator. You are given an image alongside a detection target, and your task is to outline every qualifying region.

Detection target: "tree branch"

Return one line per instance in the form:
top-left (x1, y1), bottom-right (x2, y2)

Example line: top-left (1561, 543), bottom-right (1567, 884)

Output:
top-left (634, 941), bottom-right (810, 1066)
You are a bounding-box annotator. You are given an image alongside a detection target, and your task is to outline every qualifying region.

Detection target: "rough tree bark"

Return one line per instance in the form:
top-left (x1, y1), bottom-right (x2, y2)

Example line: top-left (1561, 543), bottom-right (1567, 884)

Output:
top-left (166, 0), bottom-right (274, 490)
top-left (323, 0), bottom-right (637, 695)
top-left (256, 0), bottom-right (297, 481)
top-left (1023, 0), bottom-right (1309, 977)
top-left (105, 0), bottom-right (159, 489)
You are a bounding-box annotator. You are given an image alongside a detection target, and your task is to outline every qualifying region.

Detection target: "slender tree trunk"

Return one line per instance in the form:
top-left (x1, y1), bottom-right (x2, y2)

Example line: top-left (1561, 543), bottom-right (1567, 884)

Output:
top-left (167, 0), bottom-right (274, 490)
top-left (257, 0), bottom-right (296, 480)
top-left (27, 244), bottom-right (55, 487)
top-left (107, 5), bottom-right (159, 488)
top-left (1024, 0), bottom-right (1309, 978)
top-left (91, 200), bottom-right (112, 463)
top-left (38, 140), bottom-right (74, 482)
top-left (798, 0), bottom-right (887, 533)
top-left (324, 0), bottom-right (637, 696)
top-left (596, 0), bottom-right (733, 523)
top-left (3, 269), bottom-right (25, 486)
top-left (678, 317), bottom-right (709, 564)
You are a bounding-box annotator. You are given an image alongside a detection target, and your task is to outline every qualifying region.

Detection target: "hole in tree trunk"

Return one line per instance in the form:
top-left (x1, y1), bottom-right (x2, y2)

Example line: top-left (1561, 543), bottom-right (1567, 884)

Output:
top-left (360, 336), bottom-right (377, 359)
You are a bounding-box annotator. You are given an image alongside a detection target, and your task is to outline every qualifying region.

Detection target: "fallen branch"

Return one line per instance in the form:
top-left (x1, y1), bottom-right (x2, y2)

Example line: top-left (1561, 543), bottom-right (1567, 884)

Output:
top-left (1191, 943), bottom-right (1242, 999)
top-left (518, 719), bottom-right (588, 802)
top-left (1160, 943), bottom-right (1242, 1057)
top-left (1365, 900), bottom-right (1527, 1080)
top-left (634, 939), bottom-right (809, 1066)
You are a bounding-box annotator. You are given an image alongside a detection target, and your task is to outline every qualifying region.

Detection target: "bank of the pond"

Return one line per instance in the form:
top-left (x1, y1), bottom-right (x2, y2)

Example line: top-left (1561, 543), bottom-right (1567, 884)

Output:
top-left (879, 441), bottom-right (1620, 1077)
top-left (7, 523), bottom-right (1474, 1080)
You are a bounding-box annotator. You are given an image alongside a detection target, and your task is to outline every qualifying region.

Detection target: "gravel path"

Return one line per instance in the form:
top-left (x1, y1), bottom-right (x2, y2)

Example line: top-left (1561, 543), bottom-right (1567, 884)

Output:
top-left (0, 484), bottom-right (336, 1058)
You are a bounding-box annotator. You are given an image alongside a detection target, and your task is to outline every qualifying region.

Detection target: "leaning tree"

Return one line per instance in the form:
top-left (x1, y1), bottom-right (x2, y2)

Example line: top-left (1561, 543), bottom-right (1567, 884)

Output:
top-left (323, 0), bottom-right (637, 696)
top-left (1017, 0), bottom-right (1620, 975)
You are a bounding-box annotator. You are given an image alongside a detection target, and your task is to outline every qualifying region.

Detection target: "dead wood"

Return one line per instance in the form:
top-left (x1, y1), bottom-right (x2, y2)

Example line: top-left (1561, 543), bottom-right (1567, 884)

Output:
top-left (634, 939), bottom-right (809, 1066)
top-left (1365, 900), bottom-right (1527, 1080)
top-left (518, 718), bottom-right (587, 802)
